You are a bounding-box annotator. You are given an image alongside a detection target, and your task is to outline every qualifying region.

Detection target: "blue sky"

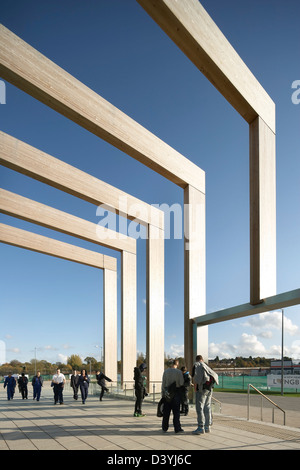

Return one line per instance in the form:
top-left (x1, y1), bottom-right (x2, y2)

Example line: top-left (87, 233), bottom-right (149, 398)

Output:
top-left (0, 0), bottom-right (299, 365)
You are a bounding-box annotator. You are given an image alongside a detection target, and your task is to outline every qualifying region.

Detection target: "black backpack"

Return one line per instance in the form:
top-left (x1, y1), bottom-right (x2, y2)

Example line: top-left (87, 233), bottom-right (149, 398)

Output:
top-left (203, 374), bottom-right (215, 391)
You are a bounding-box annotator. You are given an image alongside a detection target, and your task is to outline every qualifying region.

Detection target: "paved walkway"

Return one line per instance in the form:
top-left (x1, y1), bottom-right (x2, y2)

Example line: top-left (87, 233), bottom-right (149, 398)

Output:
top-left (1, 387), bottom-right (300, 451)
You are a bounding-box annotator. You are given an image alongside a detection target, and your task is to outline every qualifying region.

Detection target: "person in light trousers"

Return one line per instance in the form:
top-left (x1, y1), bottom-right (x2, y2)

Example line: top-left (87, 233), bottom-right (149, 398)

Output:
top-left (192, 355), bottom-right (218, 434)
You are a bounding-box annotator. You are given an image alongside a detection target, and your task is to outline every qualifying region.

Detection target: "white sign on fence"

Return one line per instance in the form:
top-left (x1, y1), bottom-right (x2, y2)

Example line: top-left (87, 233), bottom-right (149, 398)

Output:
top-left (267, 375), bottom-right (300, 389)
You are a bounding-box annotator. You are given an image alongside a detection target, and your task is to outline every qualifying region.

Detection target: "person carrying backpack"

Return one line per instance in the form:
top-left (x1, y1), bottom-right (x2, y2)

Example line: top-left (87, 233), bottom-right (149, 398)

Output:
top-left (191, 355), bottom-right (218, 435)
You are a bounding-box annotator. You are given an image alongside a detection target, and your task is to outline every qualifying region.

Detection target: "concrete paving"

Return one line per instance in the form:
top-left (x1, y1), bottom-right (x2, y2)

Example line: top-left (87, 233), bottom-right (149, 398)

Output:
top-left (1, 385), bottom-right (300, 451)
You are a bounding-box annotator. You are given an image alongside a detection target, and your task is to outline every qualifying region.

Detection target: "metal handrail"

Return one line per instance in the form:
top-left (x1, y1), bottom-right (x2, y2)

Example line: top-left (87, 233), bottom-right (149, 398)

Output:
top-left (212, 396), bottom-right (222, 413)
top-left (247, 383), bottom-right (286, 425)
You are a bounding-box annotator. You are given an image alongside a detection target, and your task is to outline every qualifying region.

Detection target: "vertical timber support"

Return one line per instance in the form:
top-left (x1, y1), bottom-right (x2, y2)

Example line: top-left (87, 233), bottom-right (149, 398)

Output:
top-left (184, 185), bottom-right (208, 367)
top-left (103, 268), bottom-right (118, 383)
top-left (121, 251), bottom-right (137, 385)
top-left (250, 116), bottom-right (276, 304)
top-left (146, 223), bottom-right (165, 390)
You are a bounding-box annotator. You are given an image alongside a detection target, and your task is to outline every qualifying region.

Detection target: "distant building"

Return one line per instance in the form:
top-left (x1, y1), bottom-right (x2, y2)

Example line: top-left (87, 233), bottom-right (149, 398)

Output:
top-left (270, 360), bottom-right (300, 375)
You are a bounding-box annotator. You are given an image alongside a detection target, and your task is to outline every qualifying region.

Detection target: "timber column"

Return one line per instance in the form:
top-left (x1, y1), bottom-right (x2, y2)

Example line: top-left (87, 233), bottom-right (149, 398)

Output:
top-left (146, 223), bottom-right (165, 391)
top-left (184, 185), bottom-right (207, 369)
top-left (103, 268), bottom-right (118, 383)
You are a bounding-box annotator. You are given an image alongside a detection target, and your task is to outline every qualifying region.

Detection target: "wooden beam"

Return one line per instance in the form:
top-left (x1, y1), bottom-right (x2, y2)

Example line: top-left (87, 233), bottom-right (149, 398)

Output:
top-left (0, 223), bottom-right (117, 271)
top-left (0, 222), bottom-right (118, 382)
top-left (103, 268), bottom-right (118, 382)
top-left (146, 224), bottom-right (165, 387)
top-left (0, 189), bottom-right (137, 383)
top-left (137, 0), bottom-right (275, 132)
top-left (193, 289), bottom-right (300, 326)
top-left (0, 131), bottom-right (163, 230)
top-left (0, 24), bottom-right (205, 192)
top-left (121, 251), bottom-right (137, 384)
top-left (137, 1), bottom-right (277, 307)
top-left (250, 116), bottom-right (276, 303)
top-left (0, 188), bottom-right (136, 255)
top-left (184, 185), bottom-right (207, 369)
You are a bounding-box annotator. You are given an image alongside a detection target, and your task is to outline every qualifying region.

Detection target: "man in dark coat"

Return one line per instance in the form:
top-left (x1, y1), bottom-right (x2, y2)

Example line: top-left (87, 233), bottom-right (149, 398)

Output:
top-left (32, 371), bottom-right (43, 401)
top-left (96, 370), bottom-right (112, 401)
top-left (4, 373), bottom-right (16, 400)
top-left (180, 366), bottom-right (191, 415)
top-left (133, 363), bottom-right (147, 417)
top-left (18, 373), bottom-right (28, 399)
top-left (70, 370), bottom-right (79, 400)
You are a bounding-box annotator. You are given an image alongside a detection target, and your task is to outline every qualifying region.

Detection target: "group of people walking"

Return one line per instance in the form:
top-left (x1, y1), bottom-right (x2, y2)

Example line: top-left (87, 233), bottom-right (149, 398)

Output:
top-left (4, 355), bottom-right (217, 435)
top-left (3, 368), bottom-right (112, 405)
top-left (3, 371), bottom-right (44, 401)
top-left (70, 369), bottom-right (112, 404)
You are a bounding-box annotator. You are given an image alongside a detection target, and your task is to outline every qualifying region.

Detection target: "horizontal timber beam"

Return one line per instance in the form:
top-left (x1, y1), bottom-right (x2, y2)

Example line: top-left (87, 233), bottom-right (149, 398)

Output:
top-left (0, 188), bottom-right (136, 255)
top-left (0, 24), bottom-right (205, 192)
top-left (193, 289), bottom-right (300, 326)
top-left (0, 223), bottom-right (117, 271)
top-left (137, 0), bottom-right (275, 133)
top-left (0, 131), bottom-right (164, 230)
top-left (0, 189), bottom-right (137, 384)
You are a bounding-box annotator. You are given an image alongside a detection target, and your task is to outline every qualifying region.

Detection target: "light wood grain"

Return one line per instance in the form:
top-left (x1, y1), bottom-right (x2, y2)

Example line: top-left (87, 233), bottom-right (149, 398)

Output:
top-left (138, 0), bottom-right (275, 132)
top-left (0, 24), bottom-right (205, 192)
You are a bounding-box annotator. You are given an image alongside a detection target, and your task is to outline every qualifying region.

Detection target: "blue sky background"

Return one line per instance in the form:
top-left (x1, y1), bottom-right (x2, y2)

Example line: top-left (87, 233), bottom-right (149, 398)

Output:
top-left (0, 0), bottom-right (299, 365)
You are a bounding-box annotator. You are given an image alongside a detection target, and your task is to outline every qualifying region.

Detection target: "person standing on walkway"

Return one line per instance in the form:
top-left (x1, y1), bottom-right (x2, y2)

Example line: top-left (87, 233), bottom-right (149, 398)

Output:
top-left (133, 363), bottom-right (147, 417)
top-left (4, 373), bottom-right (16, 401)
top-left (180, 366), bottom-right (191, 416)
top-left (192, 354), bottom-right (218, 434)
top-left (70, 370), bottom-right (79, 400)
top-left (32, 371), bottom-right (43, 401)
top-left (161, 359), bottom-right (184, 433)
top-left (77, 369), bottom-right (90, 404)
top-left (18, 373), bottom-right (28, 399)
top-left (52, 368), bottom-right (66, 405)
top-left (96, 370), bottom-right (112, 401)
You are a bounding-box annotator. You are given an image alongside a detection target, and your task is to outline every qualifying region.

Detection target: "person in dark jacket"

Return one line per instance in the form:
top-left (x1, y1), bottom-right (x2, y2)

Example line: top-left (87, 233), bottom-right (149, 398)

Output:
top-left (4, 373), bottom-right (16, 400)
top-left (133, 363), bottom-right (147, 417)
top-left (77, 369), bottom-right (90, 404)
top-left (32, 371), bottom-right (43, 401)
top-left (18, 373), bottom-right (28, 399)
top-left (70, 370), bottom-right (79, 400)
top-left (180, 366), bottom-right (191, 415)
top-left (96, 370), bottom-right (112, 401)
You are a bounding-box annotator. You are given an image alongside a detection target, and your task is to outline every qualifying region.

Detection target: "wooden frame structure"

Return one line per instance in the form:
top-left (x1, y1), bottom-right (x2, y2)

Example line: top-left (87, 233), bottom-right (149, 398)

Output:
top-left (0, 133), bottom-right (164, 385)
top-left (136, 0), bottom-right (281, 338)
top-left (0, 187), bottom-right (136, 384)
top-left (1, 0), bottom-right (295, 371)
top-left (0, 23), bottom-right (205, 371)
top-left (0, 223), bottom-right (118, 381)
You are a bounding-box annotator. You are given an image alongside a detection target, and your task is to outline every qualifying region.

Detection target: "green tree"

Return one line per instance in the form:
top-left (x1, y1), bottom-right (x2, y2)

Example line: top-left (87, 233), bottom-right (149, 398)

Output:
top-left (67, 354), bottom-right (82, 371)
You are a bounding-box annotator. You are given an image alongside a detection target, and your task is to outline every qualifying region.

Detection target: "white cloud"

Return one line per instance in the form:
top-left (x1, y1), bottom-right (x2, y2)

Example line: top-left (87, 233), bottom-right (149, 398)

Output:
top-left (209, 334), bottom-right (267, 358)
top-left (209, 342), bottom-right (237, 359)
top-left (238, 333), bottom-right (267, 356)
top-left (167, 344), bottom-right (184, 358)
top-left (259, 331), bottom-right (273, 339)
top-left (43, 345), bottom-right (57, 351)
top-left (57, 353), bottom-right (68, 363)
top-left (242, 311), bottom-right (299, 336)
top-left (7, 347), bottom-right (21, 354)
top-left (209, 333), bottom-right (300, 360)
top-left (289, 340), bottom-right (300, 358)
